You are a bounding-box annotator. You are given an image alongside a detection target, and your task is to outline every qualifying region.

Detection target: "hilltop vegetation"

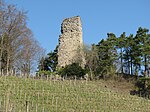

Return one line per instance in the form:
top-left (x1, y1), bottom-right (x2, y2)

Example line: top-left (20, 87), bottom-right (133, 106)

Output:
top-left (39, 27), bottom-right (150, 96)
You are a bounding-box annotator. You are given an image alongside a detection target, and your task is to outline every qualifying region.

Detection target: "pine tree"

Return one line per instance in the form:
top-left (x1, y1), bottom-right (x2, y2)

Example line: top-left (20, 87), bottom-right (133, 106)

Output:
top-left (47, 45), bottom-right (58, 72)
top-left (38, 57), bottom-right (50, 71)
top-left (38, 45), bottom-right (58, 72)
top-left (135, 27), bottom-right (150, 76)
top-left (97, 33), bottom-right (117, 79)
top-left (117, 32), bottom-right (126, 73)
top-left (123, 34), bottom-right (134, 75)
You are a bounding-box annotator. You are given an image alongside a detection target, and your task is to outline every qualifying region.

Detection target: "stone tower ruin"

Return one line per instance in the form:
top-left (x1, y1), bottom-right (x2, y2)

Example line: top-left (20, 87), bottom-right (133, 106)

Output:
top-left (58, 16), bottom-right (85, 68)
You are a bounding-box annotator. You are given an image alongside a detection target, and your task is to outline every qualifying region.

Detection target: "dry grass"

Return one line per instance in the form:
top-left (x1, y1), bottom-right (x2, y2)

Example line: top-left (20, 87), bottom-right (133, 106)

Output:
top-left (0, 76), bottom-right (149, 112)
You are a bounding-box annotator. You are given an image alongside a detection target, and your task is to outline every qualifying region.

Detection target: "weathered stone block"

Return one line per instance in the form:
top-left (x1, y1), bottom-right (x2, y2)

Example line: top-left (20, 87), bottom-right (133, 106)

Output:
top-left (58, 16), bottom-right (85, 68)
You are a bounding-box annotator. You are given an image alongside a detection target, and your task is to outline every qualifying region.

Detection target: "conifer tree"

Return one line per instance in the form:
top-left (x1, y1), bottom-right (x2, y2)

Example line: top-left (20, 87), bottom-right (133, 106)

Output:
top-left (135, 27), bottom-right (150, 76)
top-left (97, 33), bottom-right (117, 78)
top-left (117, 32), bottom-right (126, 73)
top-left (38, 46), bottom-right (58, 72)
top-left (123, 34), bottom-right (134, 75)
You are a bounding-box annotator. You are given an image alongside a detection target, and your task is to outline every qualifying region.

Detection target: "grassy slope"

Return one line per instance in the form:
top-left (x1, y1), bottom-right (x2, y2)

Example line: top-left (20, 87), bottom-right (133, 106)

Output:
top-left (0, 76), bottom-right (150, 112)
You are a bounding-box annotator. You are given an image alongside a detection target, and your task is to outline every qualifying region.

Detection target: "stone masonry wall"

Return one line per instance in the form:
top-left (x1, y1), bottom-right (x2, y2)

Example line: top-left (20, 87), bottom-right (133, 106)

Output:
top-left (58, 16), bottom-right (85, 68)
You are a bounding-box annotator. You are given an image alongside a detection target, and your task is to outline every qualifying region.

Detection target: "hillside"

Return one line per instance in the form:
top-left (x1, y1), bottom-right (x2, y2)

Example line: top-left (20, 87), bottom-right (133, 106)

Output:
top-left (0, 76), bottom-right (150, 112)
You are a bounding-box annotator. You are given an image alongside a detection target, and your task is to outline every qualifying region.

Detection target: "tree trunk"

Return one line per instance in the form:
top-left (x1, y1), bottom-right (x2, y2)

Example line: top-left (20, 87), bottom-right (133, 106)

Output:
top-left (135, 66), bottom-right (138, 76)
top-left (144, 54), bottom-right (147, 77)
top-left (121, 48), bottom-right (123, 74)
top-left (131, 58), bottom-right (133, 75)
top-left (88, 66), bottom-right (93, 80)
top-left (128, 59), bottom-right (130, 75)
top-left (6, 54), bottom-right (10, 75)
top-left (0, 35), bottom-right (4, 73)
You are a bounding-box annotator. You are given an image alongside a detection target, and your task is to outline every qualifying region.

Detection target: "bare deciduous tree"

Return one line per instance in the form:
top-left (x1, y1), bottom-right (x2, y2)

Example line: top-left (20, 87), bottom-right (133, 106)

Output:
top-left (0, 1), bottom-right (45, 75)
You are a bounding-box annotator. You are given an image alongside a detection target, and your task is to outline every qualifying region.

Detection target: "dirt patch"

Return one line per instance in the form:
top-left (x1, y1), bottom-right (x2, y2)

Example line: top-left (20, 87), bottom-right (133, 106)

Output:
top-left (97, 79), bottom-right (135, 94)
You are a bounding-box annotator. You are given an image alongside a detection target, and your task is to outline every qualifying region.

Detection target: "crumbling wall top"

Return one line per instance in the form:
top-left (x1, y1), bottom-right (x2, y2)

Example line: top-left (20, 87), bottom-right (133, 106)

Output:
top-left (61, 16), bottom-right (82, 34)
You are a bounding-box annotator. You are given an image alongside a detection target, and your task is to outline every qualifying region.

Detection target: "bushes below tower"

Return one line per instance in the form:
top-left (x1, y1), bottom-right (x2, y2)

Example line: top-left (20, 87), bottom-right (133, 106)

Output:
top-left (59, 63), bottom-right (86, 79)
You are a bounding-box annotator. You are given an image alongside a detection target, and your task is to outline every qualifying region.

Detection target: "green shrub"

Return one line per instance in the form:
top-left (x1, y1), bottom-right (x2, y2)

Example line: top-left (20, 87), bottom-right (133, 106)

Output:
top-left (59, 63), bottom-right (86, 79)
top-left (38, 70), bottom-right (52, 76)
top-left (137, 77), bottom-right (150, 97)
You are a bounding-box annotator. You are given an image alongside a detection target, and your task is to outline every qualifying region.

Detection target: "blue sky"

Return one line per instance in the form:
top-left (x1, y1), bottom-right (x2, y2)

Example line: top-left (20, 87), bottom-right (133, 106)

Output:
top-left (5, 0), bottom-right (150, 53)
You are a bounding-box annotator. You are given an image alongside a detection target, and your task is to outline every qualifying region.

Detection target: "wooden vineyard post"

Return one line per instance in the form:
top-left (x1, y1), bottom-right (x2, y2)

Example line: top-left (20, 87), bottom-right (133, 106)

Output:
top-left (26, 100), bottom-right (29, 112)
top-left (56, 97), bottom-right (58, 112)
top-left (36, 103), bottom-right (38, 112)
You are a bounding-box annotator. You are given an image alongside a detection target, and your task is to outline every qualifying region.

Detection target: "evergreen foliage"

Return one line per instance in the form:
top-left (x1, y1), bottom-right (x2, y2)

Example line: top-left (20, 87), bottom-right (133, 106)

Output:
top-left (83, 27), bottom-right (150, 81)
top-left (94, 33), bottom-right (118, 79)
top-left (59, 63), bottom-right (86, 79)
top-left (38, 45), bottom-right (58, 73)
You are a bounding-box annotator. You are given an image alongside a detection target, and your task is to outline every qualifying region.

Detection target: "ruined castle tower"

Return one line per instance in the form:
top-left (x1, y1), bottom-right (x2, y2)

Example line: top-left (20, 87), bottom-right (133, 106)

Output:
top-left (58, 16), bottom-right (85, 68)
